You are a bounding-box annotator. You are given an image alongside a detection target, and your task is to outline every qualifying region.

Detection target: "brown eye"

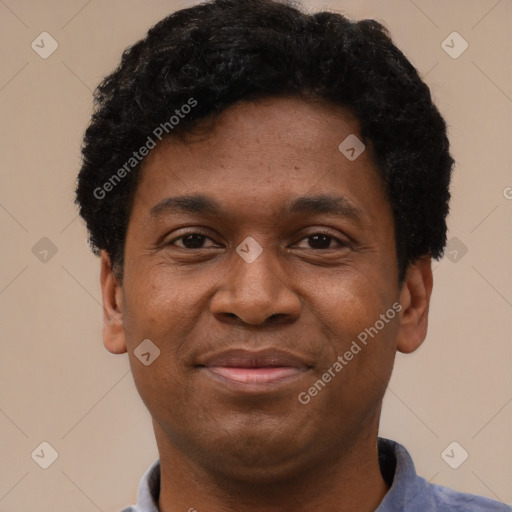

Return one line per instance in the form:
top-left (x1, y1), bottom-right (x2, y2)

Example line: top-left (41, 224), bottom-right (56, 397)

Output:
top-left (168, 233), bottom-right (217, 249)
top-left (306, 234), bottom-right (335, 249)
top-left (295, 232), bottom-right (349, 250)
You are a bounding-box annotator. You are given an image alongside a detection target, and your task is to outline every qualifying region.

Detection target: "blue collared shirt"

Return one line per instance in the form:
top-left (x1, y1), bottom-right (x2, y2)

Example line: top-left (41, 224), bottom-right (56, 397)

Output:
top-left (121, 438), bottom-right (511, 511)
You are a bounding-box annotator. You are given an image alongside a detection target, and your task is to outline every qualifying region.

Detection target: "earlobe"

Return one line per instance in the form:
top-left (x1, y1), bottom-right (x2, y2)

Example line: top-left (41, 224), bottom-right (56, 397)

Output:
top-left (396, 256), bottom-right (433, 354)
top-left (100, 250), bottom-right (127, 354)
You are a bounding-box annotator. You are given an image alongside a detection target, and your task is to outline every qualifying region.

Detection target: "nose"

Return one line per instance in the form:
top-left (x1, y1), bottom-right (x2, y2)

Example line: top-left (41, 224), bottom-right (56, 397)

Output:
top-left (209, 245), bottom-right (302, 326)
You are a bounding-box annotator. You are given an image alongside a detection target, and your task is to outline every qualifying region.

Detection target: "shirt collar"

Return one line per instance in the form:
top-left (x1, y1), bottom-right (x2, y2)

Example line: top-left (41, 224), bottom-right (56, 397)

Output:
top-left (375, 437), bottom-right (428, 511)
top-left (133, 458), bottom-right (160, 512)
top-left (133, 437), bottom-right (419, 511)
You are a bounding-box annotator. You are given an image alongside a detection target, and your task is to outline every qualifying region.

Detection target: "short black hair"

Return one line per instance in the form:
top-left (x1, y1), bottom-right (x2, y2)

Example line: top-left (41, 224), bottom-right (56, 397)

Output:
top-left (75, 0), bottom-right (454, 284)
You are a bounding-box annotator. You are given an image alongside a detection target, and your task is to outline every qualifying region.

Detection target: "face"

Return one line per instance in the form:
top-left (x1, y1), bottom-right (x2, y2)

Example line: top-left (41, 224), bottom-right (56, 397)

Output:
top-left (101, 96), bottom-right (432, 483)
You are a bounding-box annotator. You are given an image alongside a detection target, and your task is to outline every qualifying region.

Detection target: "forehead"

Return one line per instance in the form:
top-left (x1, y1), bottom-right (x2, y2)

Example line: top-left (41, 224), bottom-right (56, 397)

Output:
top-left (132, 96), bottom-right (387, 223)
top-left (163, 95), bottom-right (366, 166)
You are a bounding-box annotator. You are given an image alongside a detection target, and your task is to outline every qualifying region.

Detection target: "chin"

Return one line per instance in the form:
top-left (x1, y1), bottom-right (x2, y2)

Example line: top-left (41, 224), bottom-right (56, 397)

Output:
top-left (186, 425), bottom-right (326, 487)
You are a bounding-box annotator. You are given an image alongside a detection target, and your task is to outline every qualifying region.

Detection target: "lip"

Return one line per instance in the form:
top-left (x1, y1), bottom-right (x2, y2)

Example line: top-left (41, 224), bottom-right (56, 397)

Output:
top-left (200, 348), bottom-right (311, 386)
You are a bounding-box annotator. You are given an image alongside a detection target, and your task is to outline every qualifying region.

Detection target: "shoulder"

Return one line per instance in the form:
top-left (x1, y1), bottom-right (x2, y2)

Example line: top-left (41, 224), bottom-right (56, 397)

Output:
top-left (426, 482), bottom-right (512, 512)
top-left (376, 438), bottom-right (511, 512)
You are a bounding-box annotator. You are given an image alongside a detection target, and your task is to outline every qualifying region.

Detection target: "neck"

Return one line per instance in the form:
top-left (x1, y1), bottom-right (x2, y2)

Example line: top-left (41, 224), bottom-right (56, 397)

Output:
top-left (154, 424), bottom-right (389, 512)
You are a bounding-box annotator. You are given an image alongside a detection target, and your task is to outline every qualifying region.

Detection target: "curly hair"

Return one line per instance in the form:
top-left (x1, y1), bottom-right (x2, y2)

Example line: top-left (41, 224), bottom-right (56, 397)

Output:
top-left (75, 0), bottom-right (454, 284)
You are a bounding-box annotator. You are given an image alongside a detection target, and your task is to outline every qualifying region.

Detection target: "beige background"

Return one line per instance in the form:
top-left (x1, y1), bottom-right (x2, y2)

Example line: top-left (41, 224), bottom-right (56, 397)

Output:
top-left (0, 0), bottom-right (511, 511)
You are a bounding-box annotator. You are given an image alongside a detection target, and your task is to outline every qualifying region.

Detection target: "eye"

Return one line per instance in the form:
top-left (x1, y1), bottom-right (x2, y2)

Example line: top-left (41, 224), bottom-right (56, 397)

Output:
top-left (166, 231), bottom-right (350, 250)
top-left (168, 232), bottom-right (219, 249)
top-left (294, 232), bottom-right (349, 250)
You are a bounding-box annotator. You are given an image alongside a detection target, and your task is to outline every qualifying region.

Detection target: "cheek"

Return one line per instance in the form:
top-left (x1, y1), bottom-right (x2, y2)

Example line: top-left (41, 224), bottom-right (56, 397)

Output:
top-left (309, 269), bottom-right (399, 385)
top-left (126, 321), bottom-right (191, 423)
top-left (122, 267), bottom-right (202, 341)
top-left (121, 269), bottom-right (205, 409)
top-left (129, 360), bottom-right (190, 439)
top-left (314, 267), bottom-right (396, 331)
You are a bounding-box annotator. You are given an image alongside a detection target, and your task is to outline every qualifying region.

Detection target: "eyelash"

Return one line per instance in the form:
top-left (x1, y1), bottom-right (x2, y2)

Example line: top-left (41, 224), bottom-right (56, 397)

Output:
top-left (167, 230), bottom-right (350, 250)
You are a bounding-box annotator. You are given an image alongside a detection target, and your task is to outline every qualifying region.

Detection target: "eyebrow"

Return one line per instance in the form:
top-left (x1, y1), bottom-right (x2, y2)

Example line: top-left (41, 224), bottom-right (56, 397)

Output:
top-left (148, 193), bottom-right (366, 223)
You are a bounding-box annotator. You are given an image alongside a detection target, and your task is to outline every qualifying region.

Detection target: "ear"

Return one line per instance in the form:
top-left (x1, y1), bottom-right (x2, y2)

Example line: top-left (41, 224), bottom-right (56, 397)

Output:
top-left (100, 250), bottom-right (127, 354)
top-left (396, 255), bottom-right (433, 354)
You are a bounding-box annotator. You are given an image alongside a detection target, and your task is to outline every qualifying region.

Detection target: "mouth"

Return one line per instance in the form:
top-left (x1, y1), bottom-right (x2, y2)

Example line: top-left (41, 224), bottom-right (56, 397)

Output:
top-left (200, 348), bottom-right (311, 386)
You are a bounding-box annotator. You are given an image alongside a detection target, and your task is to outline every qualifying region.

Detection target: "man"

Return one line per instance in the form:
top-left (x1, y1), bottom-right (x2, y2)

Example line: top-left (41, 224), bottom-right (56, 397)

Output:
top-left (74, 0), bottom-right (510, 510)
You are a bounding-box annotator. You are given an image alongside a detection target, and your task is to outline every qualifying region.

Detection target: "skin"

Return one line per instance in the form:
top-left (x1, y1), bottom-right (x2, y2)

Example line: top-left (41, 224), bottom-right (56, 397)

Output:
top-left (100, 96), bottom-right (433, 512)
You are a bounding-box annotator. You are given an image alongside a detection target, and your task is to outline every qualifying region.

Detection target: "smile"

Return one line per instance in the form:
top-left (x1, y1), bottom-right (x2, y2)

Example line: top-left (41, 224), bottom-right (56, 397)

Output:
top-left (199, 348), bottom-right (311, 387)
top-left (206, 366), bottom-right (307, 384)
